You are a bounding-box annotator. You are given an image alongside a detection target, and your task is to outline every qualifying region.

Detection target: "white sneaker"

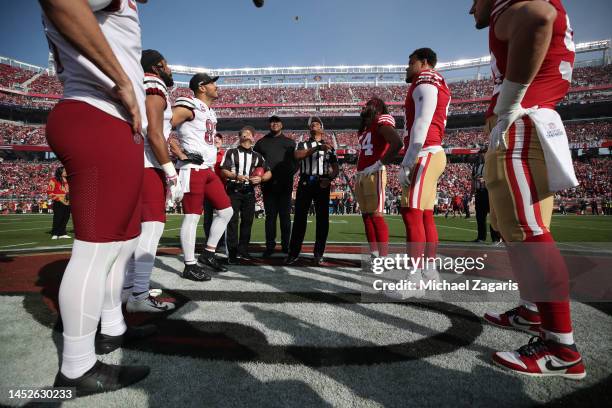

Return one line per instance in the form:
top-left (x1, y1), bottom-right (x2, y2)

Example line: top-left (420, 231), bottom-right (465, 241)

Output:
top-left (383, 269), bottom-right (425, 300)
top-left (121, 288), bottom-right (163, 303)
top-left (51, 235), bottom-right (59, 240)
top-left (59, 235), bottom-right (71, 239)
top-left (126, 296), bottom-right (175, 313)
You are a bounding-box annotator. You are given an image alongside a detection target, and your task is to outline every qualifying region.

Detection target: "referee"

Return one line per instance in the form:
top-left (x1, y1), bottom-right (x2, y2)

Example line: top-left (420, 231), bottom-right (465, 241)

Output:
top-left (472, 150), bottom-right (501, 243)
top-left (221, 126), bottom-right (271, 264)
top-left (286, 117), bottom-right (339, 266)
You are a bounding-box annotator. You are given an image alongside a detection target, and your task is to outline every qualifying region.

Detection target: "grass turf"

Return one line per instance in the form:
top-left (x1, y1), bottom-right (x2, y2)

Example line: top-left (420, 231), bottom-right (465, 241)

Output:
top-left (0, 213), bottom-right (610, 252)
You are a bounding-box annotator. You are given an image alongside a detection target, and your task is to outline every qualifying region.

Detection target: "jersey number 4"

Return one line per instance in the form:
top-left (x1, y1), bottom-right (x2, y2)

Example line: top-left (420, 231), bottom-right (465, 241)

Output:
top-left (360, 132), bottom-right (373, 156)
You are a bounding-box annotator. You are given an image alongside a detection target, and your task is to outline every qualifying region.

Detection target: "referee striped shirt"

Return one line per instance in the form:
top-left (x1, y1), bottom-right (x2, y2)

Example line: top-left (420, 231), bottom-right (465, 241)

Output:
top-left (296, 138), bottom-right (338, 176)
top-left (221, 146), bottom-right (268, 184)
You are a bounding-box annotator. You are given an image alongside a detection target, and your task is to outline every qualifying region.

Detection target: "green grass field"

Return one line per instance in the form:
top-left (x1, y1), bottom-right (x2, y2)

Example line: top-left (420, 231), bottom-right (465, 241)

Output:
top-left (1, 213), bottom-right (610, 252)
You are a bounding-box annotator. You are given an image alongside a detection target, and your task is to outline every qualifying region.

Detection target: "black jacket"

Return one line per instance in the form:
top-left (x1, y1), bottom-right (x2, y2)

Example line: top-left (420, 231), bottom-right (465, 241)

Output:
top-left (254, 132), bottom-right (297, 190)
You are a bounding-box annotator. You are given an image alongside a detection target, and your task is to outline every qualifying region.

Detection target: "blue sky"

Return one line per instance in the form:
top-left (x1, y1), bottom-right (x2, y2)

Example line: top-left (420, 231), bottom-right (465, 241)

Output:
top-left (1, 0), bottom-right (610, 69)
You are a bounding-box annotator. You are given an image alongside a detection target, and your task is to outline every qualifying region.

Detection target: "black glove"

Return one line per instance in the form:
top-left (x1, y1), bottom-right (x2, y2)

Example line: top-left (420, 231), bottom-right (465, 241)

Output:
top-left (184, 152), bottom-right (204, 165)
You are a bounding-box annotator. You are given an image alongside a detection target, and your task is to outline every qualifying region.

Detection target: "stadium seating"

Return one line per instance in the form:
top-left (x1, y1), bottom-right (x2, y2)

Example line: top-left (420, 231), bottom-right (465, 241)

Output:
top-left (1, 64), bottom-right (609, 117)
top-left (0, 63), bottom-right (37, 88)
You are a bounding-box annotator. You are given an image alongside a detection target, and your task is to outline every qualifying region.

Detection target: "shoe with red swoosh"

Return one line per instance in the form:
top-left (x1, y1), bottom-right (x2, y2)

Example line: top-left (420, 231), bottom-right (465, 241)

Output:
top-left (484, 306), bottom-right (541, 336)
top-left (493, 336), bottom-right (586, 379)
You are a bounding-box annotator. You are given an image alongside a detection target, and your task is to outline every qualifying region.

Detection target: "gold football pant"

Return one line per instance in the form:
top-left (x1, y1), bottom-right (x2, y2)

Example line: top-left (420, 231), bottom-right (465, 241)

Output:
top-left (355, 167), bottom-right (386, 214)
top-left (485, 116), bottom-right (553, 242)
top-left (401, 150), bottom-right (446, 210)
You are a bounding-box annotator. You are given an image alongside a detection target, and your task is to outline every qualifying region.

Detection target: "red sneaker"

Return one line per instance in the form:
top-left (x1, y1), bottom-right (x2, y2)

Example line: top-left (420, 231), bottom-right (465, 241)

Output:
top-left (493, 337), bottom-right (586, 380)
top-left (484, 306), bottom-right (541, 336)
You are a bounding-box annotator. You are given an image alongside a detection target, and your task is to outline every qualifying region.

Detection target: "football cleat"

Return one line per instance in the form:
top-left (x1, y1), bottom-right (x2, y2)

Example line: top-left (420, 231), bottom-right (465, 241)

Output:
top-left (51, 235), bottom-right (59, 240)
top-left (182, 264), bottom-right (212, 281)
top-left (284, 255), bottom-right (299, 266)
top-left (53, 361), bottom-right (150, 397)
top-left (493, 336), bottom-right (586, 379)
top-left (484, 305), bottom-right (542, 336)
top-left (126, 296), bottom-right (175, 313)
top-left (198, 251), bottom-right (228, 272)
top-left (95, 324), bottom-right (158, 355)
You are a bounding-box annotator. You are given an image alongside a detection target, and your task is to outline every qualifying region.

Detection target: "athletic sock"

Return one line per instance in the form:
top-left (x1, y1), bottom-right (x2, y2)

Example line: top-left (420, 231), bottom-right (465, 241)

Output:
top-left (181, 213), bottom-right (201, 264)
top-left (400, 207), bottom-right (425, 259)
top-left (515, 232), bottom-right (573, 340)
top-left (100, 237), bottom-right (138, 336)
top-left (361, 214), bottom-right (378, 255)
top-left (423, 209), bottom-right (438, 259)
top-left (371, 215), bottom-right (389, 257)
top-left (61, 331), bottom-right (97, 379)
top-left (129, 221), bottom-right (164, 302)
top-left (58, 239), bottom-right (123, 378)
top-left (207, 207), bottom-right (233, 249)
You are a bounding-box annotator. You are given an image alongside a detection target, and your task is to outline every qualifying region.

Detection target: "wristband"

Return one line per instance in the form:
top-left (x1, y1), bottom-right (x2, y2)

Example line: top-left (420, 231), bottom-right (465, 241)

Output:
top-left (493, 79), bottom-right (529, 116)
top-left (161, 162), bottom-right (178, 179)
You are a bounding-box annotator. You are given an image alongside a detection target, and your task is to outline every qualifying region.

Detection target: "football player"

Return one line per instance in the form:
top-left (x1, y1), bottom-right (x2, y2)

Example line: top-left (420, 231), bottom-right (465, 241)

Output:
top-left (399, 48), bottom-right (451, 277)
top-left (172, 73), bottom-right (233, 280)
top-left (41, 0), bottom-right (151, 395)
top-left (122, 49), bottom-right (180, 313)
top-left (355, 97), bottom-right (402, 259)
top-left (471, 0), bottom-right (584, 379)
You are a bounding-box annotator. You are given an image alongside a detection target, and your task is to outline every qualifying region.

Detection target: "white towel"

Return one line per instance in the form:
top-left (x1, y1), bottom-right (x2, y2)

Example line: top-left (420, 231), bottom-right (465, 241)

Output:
top-left (179, 167), bottom-right (191, 194)
top-left (527, 108), bottom-right (578, 192)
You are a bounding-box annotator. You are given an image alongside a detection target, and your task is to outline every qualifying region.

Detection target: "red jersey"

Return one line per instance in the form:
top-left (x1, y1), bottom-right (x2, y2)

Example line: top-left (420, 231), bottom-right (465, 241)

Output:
top-left (357, 114), bottom-right (396, 171)
top-left (487, 0), bottom-right (575, 117)
top-left (403, 69), bottom-right (451, 149)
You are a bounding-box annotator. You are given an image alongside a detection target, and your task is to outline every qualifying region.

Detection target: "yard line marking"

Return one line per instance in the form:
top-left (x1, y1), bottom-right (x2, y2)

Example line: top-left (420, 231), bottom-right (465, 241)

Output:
top-left (0, 242), bottom-right (37, 248)
top-left (164, 228), bottom-right (181, 232)
top-left (387, 218), bottom-right (475, 233)
top-left (0, 227), bottom-right (49, 233)
top-left (436, 225), bottom-right (476, 233)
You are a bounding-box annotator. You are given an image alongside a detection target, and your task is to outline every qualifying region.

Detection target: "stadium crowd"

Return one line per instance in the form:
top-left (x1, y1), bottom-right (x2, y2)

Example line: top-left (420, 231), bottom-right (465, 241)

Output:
top-left (1, 64), bottom-right (610, 116)
top-left (1, 157), bottom-right (610, 215)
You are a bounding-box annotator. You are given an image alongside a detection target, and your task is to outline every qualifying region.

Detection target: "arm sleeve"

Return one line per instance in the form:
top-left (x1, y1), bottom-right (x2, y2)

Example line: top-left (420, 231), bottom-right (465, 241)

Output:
top-left (402, 83), bottom-right (438, 167)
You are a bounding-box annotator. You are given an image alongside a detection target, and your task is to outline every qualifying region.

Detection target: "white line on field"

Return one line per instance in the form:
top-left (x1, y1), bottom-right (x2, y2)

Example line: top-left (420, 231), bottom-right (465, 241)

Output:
top-left (0, 242), bottom-right (37, 248)
top-left (164, 228), bottom-right (181, 232)
top-left (0, 227), bottom-right (49, 233)
top-left (388, 218), bottom-right (475, 233)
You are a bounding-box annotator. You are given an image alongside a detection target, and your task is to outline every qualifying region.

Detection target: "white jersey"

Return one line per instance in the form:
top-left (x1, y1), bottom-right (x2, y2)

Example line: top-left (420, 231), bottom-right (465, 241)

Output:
top-left (174, 96), bottom-right (218, 169)
top-left (143, 74), bottom-right (172, 168)
top-left (42, 0), bottom-right (146, 128)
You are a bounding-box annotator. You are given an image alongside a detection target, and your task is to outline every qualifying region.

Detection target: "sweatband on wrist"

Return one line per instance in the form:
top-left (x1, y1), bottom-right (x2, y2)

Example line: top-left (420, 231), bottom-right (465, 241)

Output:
top-left (161, 162), bottom-right (177, 178)
top-left (494, 79), bottom-right (529, 115)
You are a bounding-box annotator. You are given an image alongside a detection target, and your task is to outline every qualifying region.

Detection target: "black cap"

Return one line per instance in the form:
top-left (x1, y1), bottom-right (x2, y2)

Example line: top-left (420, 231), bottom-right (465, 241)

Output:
top-left (189, 73), bottom-right (219, 93)
top-left (269, 115), bottom-right (282, 123)
top-left (141, 49), bottom-right (164, 73)
top-left (308, 116), bottom-right (323, 127)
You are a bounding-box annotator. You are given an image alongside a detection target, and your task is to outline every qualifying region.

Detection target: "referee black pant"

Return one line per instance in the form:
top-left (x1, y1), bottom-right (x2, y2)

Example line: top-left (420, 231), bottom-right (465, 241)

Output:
top-left (51, 201), bottom-right (70, 236)
top-left (226, 184), bottom-right (256, 256)
top-left (475, 188), bottom-right (502, 242)
top-left (262, 186), bottom-right (292, 252)
top-left (289, 176), bottom-right (330, 258)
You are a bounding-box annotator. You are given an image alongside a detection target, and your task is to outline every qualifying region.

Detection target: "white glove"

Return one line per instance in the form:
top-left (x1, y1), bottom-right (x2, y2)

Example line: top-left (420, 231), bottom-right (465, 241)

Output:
top-left (361, 160), bottom-right (383, 176)
top-left (491, 79), bottom-right (538, 150)
top-left (162, 162), bottom-right (183, 203)
top-left (399, 165), bottom-right (412, 187)
top-left (490, 106), bottom-right (539, 150)
top-left (167, 175), bottom-right (183, 203)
